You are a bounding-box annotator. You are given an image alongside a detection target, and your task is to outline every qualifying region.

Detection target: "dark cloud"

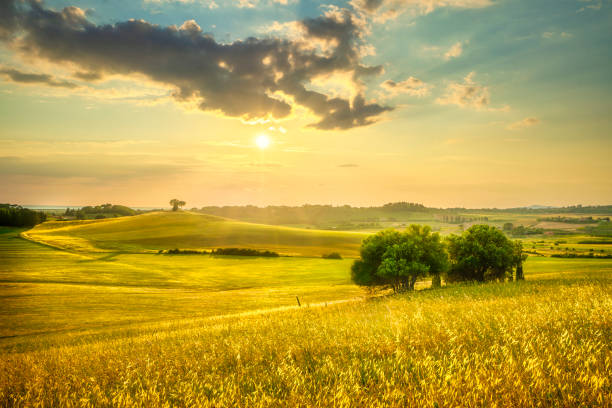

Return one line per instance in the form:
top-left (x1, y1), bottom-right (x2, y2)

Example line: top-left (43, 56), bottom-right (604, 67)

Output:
top-left (0, 67), bottom-right (78, 88)
top-left (0, 0), bottom-right (392, 130)
top-left (0, 0), bottom-right (19, 39)
top-left (357, 0), bottom-right (385, 12)
top-left (73, 70), bottom-right (103, 81)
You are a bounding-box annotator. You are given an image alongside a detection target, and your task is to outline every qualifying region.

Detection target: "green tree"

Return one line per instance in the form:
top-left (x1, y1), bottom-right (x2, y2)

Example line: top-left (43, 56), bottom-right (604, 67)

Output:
top-left (169, 199), bottom-right (186, 212)
top-left (351, 225), bottom-right (448, 292)
top-left (446, 225), bottom-right (516, 283)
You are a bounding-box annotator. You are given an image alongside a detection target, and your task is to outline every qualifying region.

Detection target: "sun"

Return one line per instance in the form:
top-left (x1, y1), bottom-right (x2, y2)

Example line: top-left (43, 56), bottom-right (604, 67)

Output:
top-left (255, 134), bottom-right (271, 150)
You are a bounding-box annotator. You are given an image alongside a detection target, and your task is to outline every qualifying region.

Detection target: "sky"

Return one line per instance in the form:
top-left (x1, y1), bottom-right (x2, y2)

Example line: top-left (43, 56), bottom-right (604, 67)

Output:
top-left (0, 0), bottom-right (611, 208)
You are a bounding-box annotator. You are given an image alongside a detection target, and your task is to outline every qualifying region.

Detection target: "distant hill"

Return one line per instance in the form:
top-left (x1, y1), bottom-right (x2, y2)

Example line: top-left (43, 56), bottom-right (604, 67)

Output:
top-left (522, 205), bottom-right (555, 210)
top-left (23, 211), bottom-right (366, 257)
top-left (196, 203), bottom-right (612, 226)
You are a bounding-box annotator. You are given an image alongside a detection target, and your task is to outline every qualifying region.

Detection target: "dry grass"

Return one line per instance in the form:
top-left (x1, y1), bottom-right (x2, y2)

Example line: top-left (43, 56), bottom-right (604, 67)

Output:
top-left (1, 277), bottom-right (610, 407)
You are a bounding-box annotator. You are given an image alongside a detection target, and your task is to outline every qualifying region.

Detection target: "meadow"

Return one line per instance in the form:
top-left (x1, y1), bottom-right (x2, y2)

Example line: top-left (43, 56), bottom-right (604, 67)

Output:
top-left (0, 226), bottom-right (362, 350)
top-left (0, 261), bottom-right (609, 406)
top-left (23, 211), bottom-right (366, 257)
top-left (1, 212), bottom-right (611, 406)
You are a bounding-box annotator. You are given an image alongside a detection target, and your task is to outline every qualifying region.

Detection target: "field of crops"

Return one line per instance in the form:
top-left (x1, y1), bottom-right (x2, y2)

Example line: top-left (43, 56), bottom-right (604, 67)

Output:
top-left (1, 218), bottom-right (611, 406)
top-left (1, 267), bottom-right (610, 406)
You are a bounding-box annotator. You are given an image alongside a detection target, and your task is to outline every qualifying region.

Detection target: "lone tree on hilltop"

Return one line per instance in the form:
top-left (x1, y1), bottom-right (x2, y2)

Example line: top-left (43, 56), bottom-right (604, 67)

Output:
top-left (169, 199), bottom-right (186, 212)
top-left (351, 225), bottom-right (448, 293)
top-left (446, 224), bottom-right (519, 283)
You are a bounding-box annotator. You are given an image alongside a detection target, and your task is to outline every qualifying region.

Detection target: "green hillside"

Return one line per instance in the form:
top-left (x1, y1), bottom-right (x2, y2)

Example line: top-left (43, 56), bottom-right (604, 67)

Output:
top-left (23, 211), bottom-right (366, 257)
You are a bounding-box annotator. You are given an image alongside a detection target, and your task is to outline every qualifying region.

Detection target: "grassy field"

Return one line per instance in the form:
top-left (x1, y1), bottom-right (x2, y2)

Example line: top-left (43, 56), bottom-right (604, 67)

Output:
top-left (1, 216), bottom-right (611, 406)
top-left (0, 262), bottom-right (609, 406)
top-left (24, 211), bottom-right (366, 257)
top-left (0, 227), bottom-right (363, 350)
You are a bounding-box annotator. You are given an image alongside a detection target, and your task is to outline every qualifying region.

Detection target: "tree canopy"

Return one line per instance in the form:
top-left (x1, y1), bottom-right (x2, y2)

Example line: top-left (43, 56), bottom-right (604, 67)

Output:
top-left (169, 199), bottom-right (186, 212)
top-left (351, 225), bottom-right (448, 292)
top-left (0, 204), bottom-right (47, 227)
top-left (446, 224), bottom-right (520, 282)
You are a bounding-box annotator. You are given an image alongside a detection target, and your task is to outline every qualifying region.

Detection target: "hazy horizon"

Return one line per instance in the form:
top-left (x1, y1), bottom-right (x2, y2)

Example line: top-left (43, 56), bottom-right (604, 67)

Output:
top-left (16, 201), bottom-right (611, 211)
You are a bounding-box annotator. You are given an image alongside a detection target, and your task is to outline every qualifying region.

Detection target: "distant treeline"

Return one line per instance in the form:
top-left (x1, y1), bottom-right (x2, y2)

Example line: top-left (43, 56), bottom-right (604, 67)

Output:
top-left (197, 202), bottom-right (612, 225)
top-left (162, 249), bottom-right (207, 255)
top-left (198, 202), bottom-right (433, 225)
top-left (161, 248), bottom-right (280, 257)
top-left (212, 248), bottom-right (279, 257)
top-left (551, 253), bottom-right (612, 259)
top-left (460, 204), bottom-right (612, 214)
top-left (537, 216), bottom-right (610, 224)
top-left (0, 204), bottom-right (47, 227)
top-left (63, 204), bottom-right (137, 220)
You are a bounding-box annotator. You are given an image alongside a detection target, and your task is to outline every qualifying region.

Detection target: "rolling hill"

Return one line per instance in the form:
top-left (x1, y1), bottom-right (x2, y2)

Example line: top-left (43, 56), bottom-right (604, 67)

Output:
top-left (23, 211), bottom-right (367, 257)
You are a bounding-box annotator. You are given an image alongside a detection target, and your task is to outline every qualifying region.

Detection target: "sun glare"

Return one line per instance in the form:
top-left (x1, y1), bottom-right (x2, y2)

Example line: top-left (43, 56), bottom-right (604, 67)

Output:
top-left (255, 134), bottom-right (271, 150)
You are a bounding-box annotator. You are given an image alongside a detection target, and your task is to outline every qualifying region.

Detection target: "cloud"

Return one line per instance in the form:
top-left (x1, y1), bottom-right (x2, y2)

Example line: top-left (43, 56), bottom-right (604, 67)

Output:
top-left (380, 77), bottom-right (430, 97)
top-left (0, 67), bottom-right (78, 88)
top-left (0, 155), bottom-right (192, 181)
top-left (351, 0), bottom-right (494, 22)
top-left (0, 1), bottom-right (392, 130)
top-left (444, 41), bottom-right (463, 59)
top-left (577, 0), bottom-right (602, 12)
top-left (436, 72), bottom-right (507, 111)
top-left (338, 163), bottom-right (359, 167)
top-left (542, 31), bottom-right (573, 39)
top-left (507, 117), bottom-right (540, 130)
top-left (73, 71), bottom-right (103, 81)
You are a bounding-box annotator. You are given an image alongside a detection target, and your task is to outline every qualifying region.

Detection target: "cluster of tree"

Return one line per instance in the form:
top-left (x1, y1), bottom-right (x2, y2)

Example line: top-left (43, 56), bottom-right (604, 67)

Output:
top-left (551, 253), bottom-right (612, 259)
top-left (160, 248), bottom-right (281, 257)
top-left (0, 204), bottom-right (47, 227)
top-left (351, 225), bottom-right (449, 292)
top-left (322, 252), bottom-right (343, 260)
top-left (351, 224), bottom-right (526, 292)
top-left (162, 248), bottom-right (208, 255)
top-left (536, 216), bottom-right (610, 224)
top-left (381, 202), bottom-right (428, 212)
top-left (446, 225), bottom-right (526, 282)
top-left (211, 248), bottom-right (279, 257)
top-left (502, 223), bottom-right (544, 236)
top-left (63, 203), bottom-right (136, 220)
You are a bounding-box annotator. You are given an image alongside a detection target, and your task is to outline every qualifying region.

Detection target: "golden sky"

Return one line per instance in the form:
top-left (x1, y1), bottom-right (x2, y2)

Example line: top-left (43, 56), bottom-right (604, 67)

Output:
top-left (1, 0), bottom-right (610, 208)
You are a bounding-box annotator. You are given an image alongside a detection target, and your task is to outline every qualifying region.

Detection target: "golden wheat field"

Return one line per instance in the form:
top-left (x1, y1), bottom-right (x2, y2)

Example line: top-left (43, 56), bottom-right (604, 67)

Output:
top-left (1, 274), bottom-right (610, 407)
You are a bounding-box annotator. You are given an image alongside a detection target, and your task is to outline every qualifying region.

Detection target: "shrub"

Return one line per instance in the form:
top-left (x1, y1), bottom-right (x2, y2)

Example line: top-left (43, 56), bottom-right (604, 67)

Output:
top-left (322, 252), bottom-right (343, 260)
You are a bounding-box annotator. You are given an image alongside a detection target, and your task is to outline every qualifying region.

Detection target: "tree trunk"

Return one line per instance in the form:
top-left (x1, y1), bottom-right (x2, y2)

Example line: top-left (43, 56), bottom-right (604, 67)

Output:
top-left (516, 264), bottom-right (524, 280)
top-left (431, 274), bottom-right (441, 288)
top-left (409, 275), bottom-right (418, 291)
